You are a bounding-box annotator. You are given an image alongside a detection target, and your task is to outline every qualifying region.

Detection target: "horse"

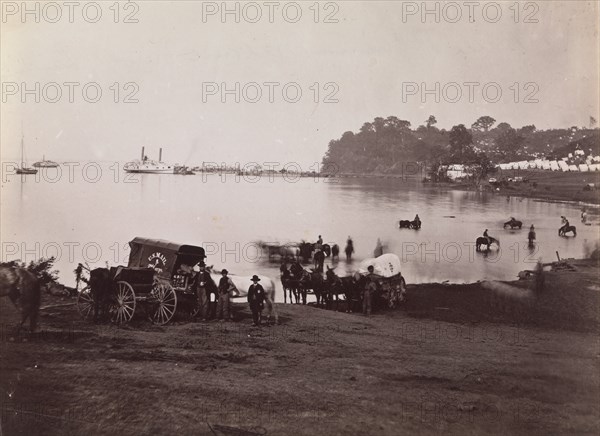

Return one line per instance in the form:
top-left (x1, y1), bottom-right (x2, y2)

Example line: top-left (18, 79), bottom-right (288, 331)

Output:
top-left (559, 225), bottom-right (577, 237)
top-left (298, 269), bottom-right (325, 307)
top-left (345, 241), bottom-right (354, 261)
top-left (504, 219), bottom-right (523, 229)
top-left (331, 244), bottom-right (340, 260)
top-left (0, 264), bottom-right (41, 332)
top-left (313, 250), bottom-right (325, 272)
top-left (399, 219), bottom-right (420, 229)
top-left (324, 267), bottom-right (354, 311)
top-left (298, 241), bottom-right (314, 263)
top-left (88, 267), bottom-right (113, 322)
top-left (208, 268), bottom-right (279, 324)
top-left (280, 268), bottom-right (300, 304)
top-left (528, 230), bottom-right (536, 248)
top-left (398, 220), bottom-right (412, 229)
top-left (475, 236), bottom-right (500, 251)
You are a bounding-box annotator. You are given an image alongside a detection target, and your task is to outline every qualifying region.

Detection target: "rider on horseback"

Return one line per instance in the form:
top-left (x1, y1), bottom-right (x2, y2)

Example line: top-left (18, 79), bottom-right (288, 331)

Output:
top-left (560, 216), bottom-right (569, 234)
top-left (483, 229), bottom-right (491, 245)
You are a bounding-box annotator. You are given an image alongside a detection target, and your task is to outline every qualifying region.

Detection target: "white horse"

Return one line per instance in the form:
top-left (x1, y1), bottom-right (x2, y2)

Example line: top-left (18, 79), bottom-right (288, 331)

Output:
top-left (208, 268), bottom-right (279, 324)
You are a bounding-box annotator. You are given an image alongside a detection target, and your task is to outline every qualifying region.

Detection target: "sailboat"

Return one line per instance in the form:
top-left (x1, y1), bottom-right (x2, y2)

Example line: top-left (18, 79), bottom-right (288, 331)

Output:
top-left (33, 155), bottom-right (59, 168)
top-left (16, 134), bottom-right (38, 175)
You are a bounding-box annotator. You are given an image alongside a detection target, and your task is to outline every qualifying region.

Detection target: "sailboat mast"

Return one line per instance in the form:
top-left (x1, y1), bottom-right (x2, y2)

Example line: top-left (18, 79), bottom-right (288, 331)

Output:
top-left (21, 133), bottom-right (24, 167)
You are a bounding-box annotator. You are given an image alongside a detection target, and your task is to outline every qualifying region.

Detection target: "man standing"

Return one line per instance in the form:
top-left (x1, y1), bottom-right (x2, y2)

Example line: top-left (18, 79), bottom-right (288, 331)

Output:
top-left (194, 262), bottom-right (212, 321)
top-left (247, 275), bottom-right (266, 326)
top-left (363, 266), bottom-right (377, 316)
top-left (216, 269), bottom-right (236, 322)
top-left (316, 235), bottom-right (323, 251)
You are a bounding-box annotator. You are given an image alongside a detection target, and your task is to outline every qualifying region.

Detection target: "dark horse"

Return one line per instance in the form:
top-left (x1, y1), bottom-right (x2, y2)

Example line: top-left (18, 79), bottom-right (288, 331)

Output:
top-left (88, 267), bottom-right (113, 322)
top-left (331, 244), bottom-right (339, 260)
top-left (399, 219), bottom-right (421, 229)
top-left (313, 250), bottom-right (325, 272)
top-left (324, 267), bottom-right (354, 311)
top-left (504, 219), bottom-right (523, 229)
top-left (0, 264), bottom-right (41, 332)
top-left (281, 268), bottom-right (301, 304)
top-left (558, 225), bottom-right (577, 237)
top-left (475, 237), bottom-right (500, 251)
top-left (298, 269), bottom-right (325, 307)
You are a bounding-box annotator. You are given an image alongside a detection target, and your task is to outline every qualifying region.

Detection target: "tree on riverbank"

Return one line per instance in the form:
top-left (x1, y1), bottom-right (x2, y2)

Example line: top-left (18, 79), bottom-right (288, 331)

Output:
top-left (321, 115), bottom-right (599, 175)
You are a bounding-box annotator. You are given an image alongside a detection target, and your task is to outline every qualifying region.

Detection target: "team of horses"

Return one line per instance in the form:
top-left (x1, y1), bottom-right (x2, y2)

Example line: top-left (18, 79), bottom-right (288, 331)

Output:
top-left (280, 265), bottom-right (368, 312)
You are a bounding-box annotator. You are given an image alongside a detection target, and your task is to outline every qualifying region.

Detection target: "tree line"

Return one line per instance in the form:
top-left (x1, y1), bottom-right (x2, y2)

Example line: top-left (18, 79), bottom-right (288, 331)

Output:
top-left (321, 115), bottom-right (599, 180)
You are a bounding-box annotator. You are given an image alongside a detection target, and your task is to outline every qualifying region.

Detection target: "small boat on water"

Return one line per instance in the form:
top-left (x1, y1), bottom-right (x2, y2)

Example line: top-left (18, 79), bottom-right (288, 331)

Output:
top-left (16, 134), bottom-right (38, 175)
top-left (33, 155), bottom-right (59, 168)
top-left (124, 147), bottom-right (175, 174)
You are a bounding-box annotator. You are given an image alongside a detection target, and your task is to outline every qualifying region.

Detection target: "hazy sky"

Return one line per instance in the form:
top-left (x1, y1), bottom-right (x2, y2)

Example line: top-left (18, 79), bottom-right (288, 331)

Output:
top-left (1, 1), bottom-right (599, 167)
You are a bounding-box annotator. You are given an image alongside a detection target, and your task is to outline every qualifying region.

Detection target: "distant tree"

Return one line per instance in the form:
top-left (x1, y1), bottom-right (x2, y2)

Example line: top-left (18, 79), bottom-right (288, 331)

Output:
top-left (496, 122), bottom-right (512, 131)
top-left (449, 124), bottom-right (476, 162)
top-left (471, 116), bottom-right (496, 132)
top-left (360, 122), bottom-right (374, 134)
top-left (426, 115), bottom-right (437, 129)
top-left (520, 125), bottom-right (537, 135)
top-left (385, 116), bottom-right (411, 130)
top-left (496, 127), bottom-right (525, 161)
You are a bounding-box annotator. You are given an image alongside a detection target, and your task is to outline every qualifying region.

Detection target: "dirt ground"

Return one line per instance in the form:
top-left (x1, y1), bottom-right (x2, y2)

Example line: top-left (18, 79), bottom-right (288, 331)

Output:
top-left (1, 262), bottom-right (599, 436)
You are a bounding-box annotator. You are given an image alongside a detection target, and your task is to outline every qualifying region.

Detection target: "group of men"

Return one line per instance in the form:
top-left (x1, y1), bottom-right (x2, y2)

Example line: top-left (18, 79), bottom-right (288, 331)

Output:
top-left (193, 263), bottom-right (267, 326)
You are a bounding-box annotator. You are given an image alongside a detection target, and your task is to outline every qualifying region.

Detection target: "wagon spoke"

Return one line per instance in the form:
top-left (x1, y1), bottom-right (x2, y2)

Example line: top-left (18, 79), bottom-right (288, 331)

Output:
top-left (111, 281), bottom-right (136, 324)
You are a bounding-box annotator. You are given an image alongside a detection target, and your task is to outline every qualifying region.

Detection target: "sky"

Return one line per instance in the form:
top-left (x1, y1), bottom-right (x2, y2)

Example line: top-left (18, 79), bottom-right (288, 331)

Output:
top-left (1, 1), bottom-right (599, 168)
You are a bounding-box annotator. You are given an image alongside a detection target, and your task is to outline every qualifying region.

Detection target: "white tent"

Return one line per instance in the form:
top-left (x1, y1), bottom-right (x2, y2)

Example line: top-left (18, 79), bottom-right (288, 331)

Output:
top-left (589, 164), bottom-right (600, 172)
top-left (558, 161), bottom-right (570, 171)
top-left (550, 161), bottom-right (560, 171)
top-left (579, 164), bottom-right (590, 172)
top-left (542, 161), bottom-right (551, 170)
top-left (568, 164), bottom-right (579, 172)
top-left (575, 149), bottom-right (585, 156)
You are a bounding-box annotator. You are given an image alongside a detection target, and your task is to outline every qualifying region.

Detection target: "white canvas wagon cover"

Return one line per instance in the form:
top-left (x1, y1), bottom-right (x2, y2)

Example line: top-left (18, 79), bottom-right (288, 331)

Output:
top-left (358, 253), bottom-right (402, 278)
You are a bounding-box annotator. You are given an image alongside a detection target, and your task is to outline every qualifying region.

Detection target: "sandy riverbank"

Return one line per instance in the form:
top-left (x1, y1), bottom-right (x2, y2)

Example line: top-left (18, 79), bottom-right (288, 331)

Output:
top-left (1, 257), bottom-right (598, 435)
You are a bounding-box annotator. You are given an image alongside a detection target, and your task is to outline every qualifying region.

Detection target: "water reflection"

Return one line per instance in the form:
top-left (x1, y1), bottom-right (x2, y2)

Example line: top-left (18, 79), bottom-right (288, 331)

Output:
top-left (1, 167), bottom-right (598, 302)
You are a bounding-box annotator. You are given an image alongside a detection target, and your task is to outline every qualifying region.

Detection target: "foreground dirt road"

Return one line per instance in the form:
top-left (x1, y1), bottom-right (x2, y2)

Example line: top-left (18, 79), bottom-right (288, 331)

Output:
top-left (1, 280), bottom-right (598, 436)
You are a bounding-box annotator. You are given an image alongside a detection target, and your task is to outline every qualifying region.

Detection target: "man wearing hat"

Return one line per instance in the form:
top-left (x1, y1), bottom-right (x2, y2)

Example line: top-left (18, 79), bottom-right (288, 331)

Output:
top-left (362, 266), bottom-right (377, 316)
top-left (194, 262), bottom-right (214, 321)
top-left (216, 269), bottom-right (236, 321)
top-left (247, 275), bottom-right (266, 326)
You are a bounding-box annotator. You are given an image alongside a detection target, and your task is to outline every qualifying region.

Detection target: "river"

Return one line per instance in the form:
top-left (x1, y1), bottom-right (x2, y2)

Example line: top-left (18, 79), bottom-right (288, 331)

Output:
top-left (1, 163), bottom-right (598, 302)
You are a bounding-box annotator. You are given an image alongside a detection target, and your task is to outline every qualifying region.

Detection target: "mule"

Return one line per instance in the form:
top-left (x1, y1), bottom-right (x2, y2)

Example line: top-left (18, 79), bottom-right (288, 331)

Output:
top-left (475, 237), bottom-right (500, 251)
top-left (0, 264), bottom-right (41, 332)
top-left (298, 269), bottom-right (325, 307)
top-left (559, 225), bottom-right (577, 237)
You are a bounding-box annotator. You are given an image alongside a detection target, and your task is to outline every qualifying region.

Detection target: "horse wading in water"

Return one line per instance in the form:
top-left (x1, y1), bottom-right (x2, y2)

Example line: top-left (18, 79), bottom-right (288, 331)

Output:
top-left (504, 218), bottom-right (523, 229)
top-left (0, 264), bottom-right (41, 332)
top-left (558, 225), bottom-right (577, 237)
top-left (476, 236), bottom-right (500, 251)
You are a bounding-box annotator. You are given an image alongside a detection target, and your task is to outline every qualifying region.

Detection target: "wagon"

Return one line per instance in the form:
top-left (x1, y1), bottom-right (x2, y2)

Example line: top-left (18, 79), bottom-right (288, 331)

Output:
top-left (76, 237), bottom-right (206, 325)
top-left (358, 253), bottom-right (407, 309)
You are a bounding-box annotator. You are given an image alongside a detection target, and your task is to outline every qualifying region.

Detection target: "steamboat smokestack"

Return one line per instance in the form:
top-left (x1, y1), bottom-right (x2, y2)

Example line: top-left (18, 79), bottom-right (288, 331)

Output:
top-left (159, 148), bottom-right (163, 162)
top-left (141, 146), bottom-right (145, 161)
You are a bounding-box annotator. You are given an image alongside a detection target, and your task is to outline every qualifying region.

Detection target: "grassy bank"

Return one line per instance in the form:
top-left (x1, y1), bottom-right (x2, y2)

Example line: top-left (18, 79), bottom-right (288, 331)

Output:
top-left (1, 258), bottom-right (598, 435)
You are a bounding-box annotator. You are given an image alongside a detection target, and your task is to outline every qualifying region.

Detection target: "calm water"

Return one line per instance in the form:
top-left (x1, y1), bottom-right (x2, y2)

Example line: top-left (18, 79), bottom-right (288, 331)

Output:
top-left (2, 163), bottom-right (598, 302)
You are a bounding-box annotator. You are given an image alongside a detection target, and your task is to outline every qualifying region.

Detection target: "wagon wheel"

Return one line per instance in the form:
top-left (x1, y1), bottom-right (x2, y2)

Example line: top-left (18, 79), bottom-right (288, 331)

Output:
top-left (76, 286), bottom-right (94, 320)
top-left (109, 281), bottom-right (136, 324)
top-left (148, 282), bottom-right (177, 325)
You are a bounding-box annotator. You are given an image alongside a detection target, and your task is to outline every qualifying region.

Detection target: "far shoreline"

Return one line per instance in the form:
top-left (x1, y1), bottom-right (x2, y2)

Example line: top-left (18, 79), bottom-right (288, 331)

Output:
top-left (330, 169), bottom-right (600, 206)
